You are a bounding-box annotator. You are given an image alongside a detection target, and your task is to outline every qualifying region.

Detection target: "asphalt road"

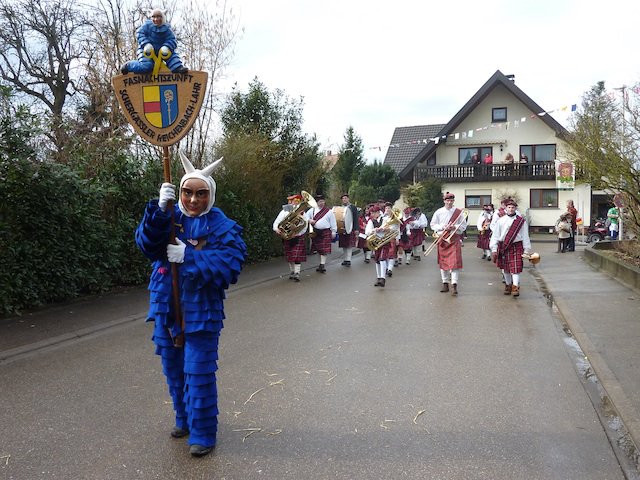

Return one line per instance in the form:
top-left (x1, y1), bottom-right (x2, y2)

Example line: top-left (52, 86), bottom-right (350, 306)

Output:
top-left (0, 244), bottom-right (630, 480)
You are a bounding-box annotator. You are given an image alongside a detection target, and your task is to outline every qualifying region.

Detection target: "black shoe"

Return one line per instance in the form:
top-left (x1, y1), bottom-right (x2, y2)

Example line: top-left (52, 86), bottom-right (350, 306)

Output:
top-left (364, 258), bottom-right (370, 264)
top-left (120, 64), bottom-right (129, 75)
top-left (171, 427), bottom-right (189, 438)
top-left (374, 278), bottom-right (381, 287)
top-left (379, 278), bottom-right (386, 288)
top-left (293, 273), bottom-right (300, 282)
top-left (189, 444), bottom-right (213, 457)
top-left (288, 272), bottom-right (294, 280)
top-left (316, 264), bottom-right (326, 273)
top-left (341, 260), bottom-right (348, 266)
top-left (174, 66), bottom-right (189, 74)
top-left (345, 261), bottom-right (351, 267)
top-left (416, 256), bottom-right (421, 261)
top-left (386, 270), bottom-right (392, 277)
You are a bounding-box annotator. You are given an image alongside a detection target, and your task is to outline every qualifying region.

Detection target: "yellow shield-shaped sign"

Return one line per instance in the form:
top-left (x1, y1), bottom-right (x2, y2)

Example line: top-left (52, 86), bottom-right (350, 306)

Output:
top-left (112, 70), bottom-right (208, 147)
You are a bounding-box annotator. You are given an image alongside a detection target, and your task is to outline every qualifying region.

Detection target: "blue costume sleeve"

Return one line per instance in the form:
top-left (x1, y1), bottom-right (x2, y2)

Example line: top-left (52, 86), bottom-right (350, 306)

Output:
top-left (179, 209), bottom-right (247, 291)
top-left (135, 200), bottom-right (171, 261)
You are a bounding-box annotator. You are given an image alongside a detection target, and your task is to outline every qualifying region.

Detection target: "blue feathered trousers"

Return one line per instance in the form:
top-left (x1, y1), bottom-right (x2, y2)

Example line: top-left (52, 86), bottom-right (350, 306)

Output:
top-left (154, 327), bottom-right (220, 448)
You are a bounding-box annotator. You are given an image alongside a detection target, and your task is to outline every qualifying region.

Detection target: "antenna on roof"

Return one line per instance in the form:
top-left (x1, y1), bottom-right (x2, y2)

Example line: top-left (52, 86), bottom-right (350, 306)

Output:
top-left (506, 74), bottom-right (515, 82)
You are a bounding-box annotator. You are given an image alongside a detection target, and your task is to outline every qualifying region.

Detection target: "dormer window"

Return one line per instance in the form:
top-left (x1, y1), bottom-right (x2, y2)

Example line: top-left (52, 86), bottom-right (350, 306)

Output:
top-left (492, 107), bottom-right (507, 122)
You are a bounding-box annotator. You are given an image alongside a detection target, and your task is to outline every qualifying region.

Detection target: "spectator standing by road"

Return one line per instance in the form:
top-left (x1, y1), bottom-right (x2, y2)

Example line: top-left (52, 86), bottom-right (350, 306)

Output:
top-left (555, 213), bottom-right (572, 253)
top-left (607, 205), bottom-right (620, 240)
top-left (566, 200), bottom-right (578, 251)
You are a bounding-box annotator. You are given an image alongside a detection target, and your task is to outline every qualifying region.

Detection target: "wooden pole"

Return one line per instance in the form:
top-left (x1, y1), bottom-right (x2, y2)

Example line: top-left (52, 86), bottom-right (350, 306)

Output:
top-left (163, 146), bottom-right (185, 347)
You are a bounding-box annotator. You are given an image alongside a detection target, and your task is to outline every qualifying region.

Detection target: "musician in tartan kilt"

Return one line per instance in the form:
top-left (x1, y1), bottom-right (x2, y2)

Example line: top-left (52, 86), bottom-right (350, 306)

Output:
top-left (429, 192), bottom-right (467, 296)
top-left (305, 195), bottom-right (337, 273)
top-left (364, 205), bottom-right (395, 287)
top-left (397, 207), bottom-right (414, 265)
top-left (337, 193), bottom-right (360, 267)
top-left (409, 208), bottom-right (428, 262)
top-left (273, 194), bottom-right (307, 282)
top-left (476, 203), bottom-right (494, 260)
top-left (490, 198), bottom-right (532, 297)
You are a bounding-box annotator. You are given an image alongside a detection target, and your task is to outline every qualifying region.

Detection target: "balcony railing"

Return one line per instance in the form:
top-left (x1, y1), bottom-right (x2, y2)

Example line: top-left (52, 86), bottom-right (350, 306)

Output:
top-left (413, 161), bottom-right (556, 183)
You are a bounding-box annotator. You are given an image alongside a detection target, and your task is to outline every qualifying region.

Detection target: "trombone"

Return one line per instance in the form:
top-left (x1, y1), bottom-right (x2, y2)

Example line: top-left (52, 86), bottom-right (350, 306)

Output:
top-left (423, 209), bottom-right (469, 257)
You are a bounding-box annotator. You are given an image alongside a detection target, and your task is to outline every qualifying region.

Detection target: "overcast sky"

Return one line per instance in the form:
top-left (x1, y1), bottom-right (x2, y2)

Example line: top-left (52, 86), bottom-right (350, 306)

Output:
top-left (221, 0), bottom-right (639, 162)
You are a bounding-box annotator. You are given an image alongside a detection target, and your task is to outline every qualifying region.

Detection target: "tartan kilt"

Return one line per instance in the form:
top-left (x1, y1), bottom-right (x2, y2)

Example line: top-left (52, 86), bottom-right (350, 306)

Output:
top-left (476, 230), bottom-right (491, 250)
top-left (338, 231), bottom-right (357, 248)
top-left (397, 233), bottom-right (412, 251)
top-left (410, 229), bottom-right (426, 247)
top-left (499, 241), bottom-right (524, 273)
top-left (283, 236), bottom-right (306, 263)
top-left (311, 228), bottom-right (332, 255)
top-left (357, 234), bottom-right (369, 250)
top-left (374, 242), bottom-right (393, 262)
top-left (437, 234), bottom-right (463, 270)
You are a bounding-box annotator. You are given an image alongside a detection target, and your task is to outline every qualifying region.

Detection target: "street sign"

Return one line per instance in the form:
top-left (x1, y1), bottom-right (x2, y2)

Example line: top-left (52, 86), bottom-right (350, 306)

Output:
top-left (613, 194), bottom-right (625, 208)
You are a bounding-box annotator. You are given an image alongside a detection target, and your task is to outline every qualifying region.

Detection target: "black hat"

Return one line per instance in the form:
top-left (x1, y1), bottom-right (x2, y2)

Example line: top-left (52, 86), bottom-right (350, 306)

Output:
top-left (314, 194), bottom-right (325, 201)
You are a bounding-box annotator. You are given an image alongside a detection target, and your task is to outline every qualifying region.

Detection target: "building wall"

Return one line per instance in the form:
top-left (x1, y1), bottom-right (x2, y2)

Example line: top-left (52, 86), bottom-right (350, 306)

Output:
top-left (437, 182), bottom-right (592, 229)
top-left (434, 84), bottom-right (569, 165)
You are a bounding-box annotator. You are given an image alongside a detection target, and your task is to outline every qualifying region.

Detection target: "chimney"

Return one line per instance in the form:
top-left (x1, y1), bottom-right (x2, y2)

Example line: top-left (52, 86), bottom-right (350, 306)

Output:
top-left (506, 74), bottom-right (515, 82)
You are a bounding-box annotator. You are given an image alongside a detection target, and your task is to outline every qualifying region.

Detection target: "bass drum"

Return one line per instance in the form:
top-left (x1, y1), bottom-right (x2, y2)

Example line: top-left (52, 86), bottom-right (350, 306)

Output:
top-left (333, 206), bottom-right (354, 235)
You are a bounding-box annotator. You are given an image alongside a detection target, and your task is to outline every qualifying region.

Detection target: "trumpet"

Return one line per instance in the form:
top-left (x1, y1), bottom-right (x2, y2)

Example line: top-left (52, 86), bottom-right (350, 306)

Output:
top-left (277, 191), bottom-right (318, 240)
top-left (424, 209), bottom-right (469, 257)
top-left (366, 208), bottom-right (401, 251)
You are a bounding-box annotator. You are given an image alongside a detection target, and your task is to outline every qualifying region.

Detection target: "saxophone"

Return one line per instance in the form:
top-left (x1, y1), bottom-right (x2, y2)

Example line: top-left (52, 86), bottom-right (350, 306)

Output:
top-left (366, 208), bottom-right (401, 251)
top-left (277, 191), bottom-right (318, 240)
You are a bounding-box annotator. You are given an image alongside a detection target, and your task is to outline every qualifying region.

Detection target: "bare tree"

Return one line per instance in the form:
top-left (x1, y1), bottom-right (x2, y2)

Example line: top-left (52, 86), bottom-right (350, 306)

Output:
top-left (0, 0), bottom-right (90, 155)
top-left (174, 0), bottom-right (240, 165)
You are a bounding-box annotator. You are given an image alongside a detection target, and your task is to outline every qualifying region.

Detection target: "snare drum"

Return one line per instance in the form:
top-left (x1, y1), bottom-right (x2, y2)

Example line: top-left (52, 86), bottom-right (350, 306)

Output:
top-left (333, 206), bottom-right (353, 234)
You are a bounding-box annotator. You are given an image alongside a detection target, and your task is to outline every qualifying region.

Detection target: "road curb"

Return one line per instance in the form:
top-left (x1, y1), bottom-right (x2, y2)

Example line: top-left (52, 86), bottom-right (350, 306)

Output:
top-left (0, 313), bottom-right (147, 365)
top-left (552, 294), bottom-right (640, 456)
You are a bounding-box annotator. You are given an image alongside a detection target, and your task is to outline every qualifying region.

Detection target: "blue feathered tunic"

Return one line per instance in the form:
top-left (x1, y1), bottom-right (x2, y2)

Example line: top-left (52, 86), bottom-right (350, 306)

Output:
top-left (135, 200), bottom-right (246, 446)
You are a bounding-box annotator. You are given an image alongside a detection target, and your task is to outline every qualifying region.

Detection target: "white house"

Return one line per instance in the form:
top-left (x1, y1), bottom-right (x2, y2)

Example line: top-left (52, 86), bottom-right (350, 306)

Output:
top-left (383, 70), bottom-right (592, 231)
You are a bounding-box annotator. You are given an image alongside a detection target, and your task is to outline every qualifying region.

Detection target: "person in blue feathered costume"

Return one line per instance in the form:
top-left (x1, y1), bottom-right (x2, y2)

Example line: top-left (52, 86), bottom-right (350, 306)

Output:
top-left (135, 153), bottom-right (246, 457)
top-left (121, 8), bottom-right (188, 75)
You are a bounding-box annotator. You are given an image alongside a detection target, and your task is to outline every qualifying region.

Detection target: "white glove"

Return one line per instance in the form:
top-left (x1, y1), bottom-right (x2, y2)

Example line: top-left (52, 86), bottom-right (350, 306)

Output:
top-left (143, 43), bottom-right (154, 56)
top-left (167, 238), bottom-right (186, 263)
top-left (159, 45), bottom-right (171, 57)
top-left (158, 183), bottom-right (176, 212)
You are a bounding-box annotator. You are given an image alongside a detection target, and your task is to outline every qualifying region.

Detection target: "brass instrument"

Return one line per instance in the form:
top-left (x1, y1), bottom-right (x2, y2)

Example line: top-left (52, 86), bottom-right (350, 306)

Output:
top-left (366, 208), bottom-right (401, 251)
top-left (424, 208), bottom-right (469, 257)
top-left (277, 191), bottom-right (318, 240)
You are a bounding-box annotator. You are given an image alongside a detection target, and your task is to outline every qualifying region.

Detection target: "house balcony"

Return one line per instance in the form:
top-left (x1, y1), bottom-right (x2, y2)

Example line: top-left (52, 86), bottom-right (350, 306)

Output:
top-left (413, 161), bottom-right (556, 183)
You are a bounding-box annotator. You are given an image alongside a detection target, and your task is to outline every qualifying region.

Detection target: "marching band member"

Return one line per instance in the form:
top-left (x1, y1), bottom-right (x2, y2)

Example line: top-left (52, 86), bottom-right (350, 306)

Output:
top-left (364, 206), bottom-right (393, 287)
top-left (490, 197), bottom-right (519, 283)
top-left (397, 207), bottom-right (413, 265)
top-left (490, 198), bottom-right (531, 297)
top-left (382, 203), bottom-right (399, 277)
top-left (338, 193), bottom-right (360, 267)
top-left (273, 194), bottom-right (307, 282)
top-left (305, 194), bottom-right (337, 273)
top-left (409, 207), bottom-right (428, 262)
top-left (476, 203), bottom-right (494, 260)
top-left (429, 192), bottom-right (467, 296)
top-left (357, 205), bottom-right (373, 263)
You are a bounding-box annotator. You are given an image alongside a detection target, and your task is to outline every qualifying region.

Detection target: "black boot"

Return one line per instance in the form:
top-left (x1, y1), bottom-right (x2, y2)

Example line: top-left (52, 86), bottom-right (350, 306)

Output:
top-left (440, 283), bottom-right (449, 293)
top-left (189, 444), bottom-right (213, 457)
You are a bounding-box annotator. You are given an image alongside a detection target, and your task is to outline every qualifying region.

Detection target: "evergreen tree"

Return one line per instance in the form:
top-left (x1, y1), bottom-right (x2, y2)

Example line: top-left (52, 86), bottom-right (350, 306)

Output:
top-left (332, 126), bottom-right (365, 195)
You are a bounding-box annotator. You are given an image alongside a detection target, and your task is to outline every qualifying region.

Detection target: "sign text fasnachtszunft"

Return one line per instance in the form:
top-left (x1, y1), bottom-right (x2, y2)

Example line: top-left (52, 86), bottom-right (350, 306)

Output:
top-left (112, 70), bottom-right (208, 147)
